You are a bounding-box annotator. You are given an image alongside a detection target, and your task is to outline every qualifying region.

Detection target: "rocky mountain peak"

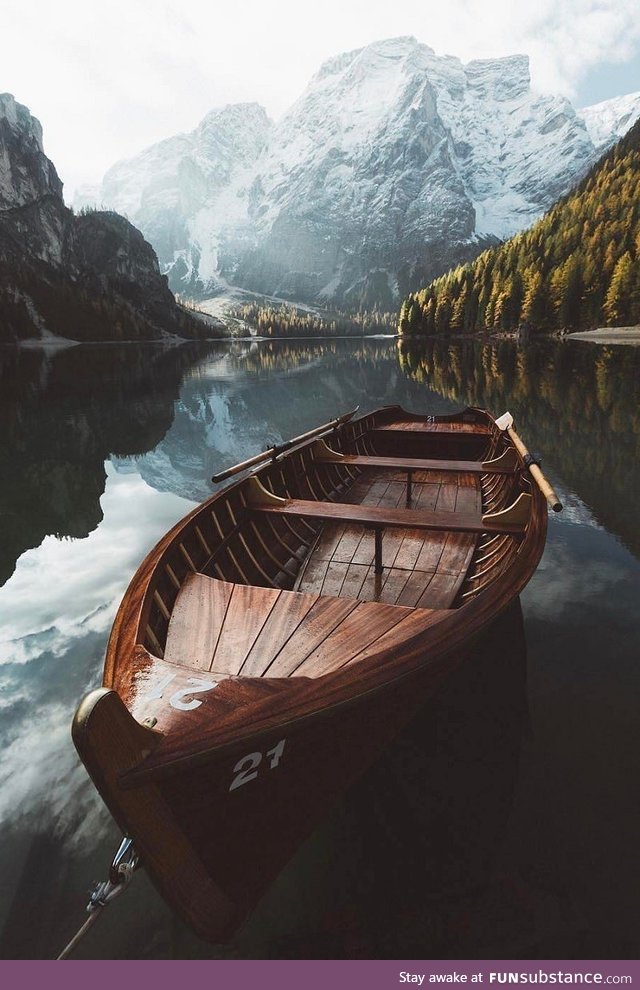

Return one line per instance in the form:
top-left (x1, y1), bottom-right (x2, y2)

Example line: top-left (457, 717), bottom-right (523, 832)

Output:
top-left (581, 90), bottom-right (640, 152)
top-left (464, 54), bottom-right (530, 100)
top-left (194, 102), bottom-right (271, 168)
top-left (0, 93), bottom-right (63, 209)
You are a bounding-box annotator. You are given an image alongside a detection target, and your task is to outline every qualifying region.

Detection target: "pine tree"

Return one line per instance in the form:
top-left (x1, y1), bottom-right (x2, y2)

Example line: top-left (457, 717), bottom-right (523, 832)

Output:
top-left (408, 299), bottom-right (422, 332)
top-left (435, 296), bottom-right (452, 333)
top-left (521, 269), bottom-right (545, 327)
top-left (604, 252), bottom-right (633, 325)
top-left (398, 299), bottom-right (411, 333)
top-left (450, 282), bottom-right (469, 331)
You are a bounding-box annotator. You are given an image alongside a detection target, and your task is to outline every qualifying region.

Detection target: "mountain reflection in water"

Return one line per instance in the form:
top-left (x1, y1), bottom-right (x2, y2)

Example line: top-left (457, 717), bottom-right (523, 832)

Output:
top-left (0, 336), bottom-right (638, 959)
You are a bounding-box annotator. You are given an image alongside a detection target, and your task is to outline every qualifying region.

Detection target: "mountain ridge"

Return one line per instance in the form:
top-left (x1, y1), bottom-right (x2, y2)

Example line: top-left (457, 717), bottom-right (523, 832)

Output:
top-left (80, 37), bottom-right (640, 310)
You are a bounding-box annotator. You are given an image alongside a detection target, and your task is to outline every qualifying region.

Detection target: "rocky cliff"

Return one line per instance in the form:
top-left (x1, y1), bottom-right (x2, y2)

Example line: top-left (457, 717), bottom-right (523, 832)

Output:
top-left (0, 93), bottom-right (220, 342)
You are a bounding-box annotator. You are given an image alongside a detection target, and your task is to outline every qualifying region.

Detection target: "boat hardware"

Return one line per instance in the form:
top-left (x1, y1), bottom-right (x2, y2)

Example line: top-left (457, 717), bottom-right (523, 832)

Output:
top-left (56, 837), bottom-right (140, 960)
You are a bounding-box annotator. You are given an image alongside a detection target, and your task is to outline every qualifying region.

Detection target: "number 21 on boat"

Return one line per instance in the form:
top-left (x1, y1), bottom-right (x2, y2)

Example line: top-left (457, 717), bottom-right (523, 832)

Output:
top-left (229, 739), bottom-right (286, 791)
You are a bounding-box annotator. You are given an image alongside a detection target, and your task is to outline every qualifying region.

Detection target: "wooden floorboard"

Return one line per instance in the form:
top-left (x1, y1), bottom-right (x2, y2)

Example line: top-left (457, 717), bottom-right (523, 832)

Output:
top-left (340, 562), bottom-right (369, 599)
top-left (240, 589), bottom-right (319, 677)
top-left (393, 529), bottom-right (427, 571)
top-left (211, 584), bottom-right (281, 675)
top-left (292, 465), bottom-right (483, 609)
top-left (414, 532), bottom-right (448, 573)
top-left (356, 566), bottom-right (387, 603)
top-left (416, 572), bottom-right (462, 609)
top-left (265, 597), bottom-right (359, 677)
top-left (164, 573), bottom-right (233, 670)
top-left (348, 606), bottom-right (443, 664)
top-left (377, 568), bottom-right (412, 605)
top-left (375, 421), bottom-right (491, 434)
top-left (397, 570), bottom-right (436, 607)
top-left (294, 601), bottom-right (410, 677)
top-left (294, 555), bottom-right (329, 594)
top-left (333, 525), bottom-right (366, 564)
top-left (320, 560), bottom-right (350, 597)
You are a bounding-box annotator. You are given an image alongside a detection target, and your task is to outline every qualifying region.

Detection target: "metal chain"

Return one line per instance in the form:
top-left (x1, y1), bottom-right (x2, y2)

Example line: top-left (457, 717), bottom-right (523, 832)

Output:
top-left (56, 837), bottom-right (140, 960)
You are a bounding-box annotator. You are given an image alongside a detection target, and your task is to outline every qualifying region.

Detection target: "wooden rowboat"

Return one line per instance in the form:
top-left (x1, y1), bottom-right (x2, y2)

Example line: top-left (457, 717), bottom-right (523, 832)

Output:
top-left (72, 405), bottom-right (560, 943)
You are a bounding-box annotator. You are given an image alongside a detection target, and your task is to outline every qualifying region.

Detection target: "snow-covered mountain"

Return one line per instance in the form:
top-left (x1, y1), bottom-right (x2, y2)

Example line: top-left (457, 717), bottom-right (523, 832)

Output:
top-left (99, 103), bottom-right (270, 288)
top-left (580, 91), bottom-right (640, 153)
top-left (83, 37), bottom-right (640, 308)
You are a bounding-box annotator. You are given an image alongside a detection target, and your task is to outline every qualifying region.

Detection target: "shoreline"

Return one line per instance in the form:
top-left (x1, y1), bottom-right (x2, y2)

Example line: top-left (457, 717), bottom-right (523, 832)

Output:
top-left (567, 327), bottom-right (640, 345)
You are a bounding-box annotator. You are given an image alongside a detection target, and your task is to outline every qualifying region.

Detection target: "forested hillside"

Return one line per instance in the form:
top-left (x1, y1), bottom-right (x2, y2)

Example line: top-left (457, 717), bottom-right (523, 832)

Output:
top-left (399, 118), bottom-right (640, 334)
top-left (227, 302), bottom-right (396, 337)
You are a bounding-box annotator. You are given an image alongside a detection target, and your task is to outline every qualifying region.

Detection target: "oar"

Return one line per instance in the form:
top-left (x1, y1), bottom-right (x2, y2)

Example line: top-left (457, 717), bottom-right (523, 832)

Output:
top-left (211, 407), bottom-right (360, 483)
top-left (495, 412), bottom-right (563, 513)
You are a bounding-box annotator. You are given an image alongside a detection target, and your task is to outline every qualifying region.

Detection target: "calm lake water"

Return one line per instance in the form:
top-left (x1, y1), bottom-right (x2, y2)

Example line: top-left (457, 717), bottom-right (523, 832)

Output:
top-left (0, 336), bottom-right (639, 960)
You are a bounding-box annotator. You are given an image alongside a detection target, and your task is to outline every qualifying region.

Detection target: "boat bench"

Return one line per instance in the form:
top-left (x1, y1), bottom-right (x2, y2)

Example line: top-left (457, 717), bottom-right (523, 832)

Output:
top-left (310, 441), bottom-right (517, 506)
top-left (373, 422), bottom-right (493, 435)
top-left (247, 482), bottom-right (530, 575)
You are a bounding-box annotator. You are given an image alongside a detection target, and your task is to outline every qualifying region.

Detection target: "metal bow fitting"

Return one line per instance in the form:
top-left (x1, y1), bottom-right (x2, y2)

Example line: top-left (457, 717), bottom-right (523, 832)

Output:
top-left (88, 836), bottom-right (140, 912)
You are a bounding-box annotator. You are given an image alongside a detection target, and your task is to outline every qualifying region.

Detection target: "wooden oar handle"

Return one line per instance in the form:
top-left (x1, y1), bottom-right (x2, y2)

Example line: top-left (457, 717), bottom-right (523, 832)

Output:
top-left (506, 426), bottom-right (563, 513)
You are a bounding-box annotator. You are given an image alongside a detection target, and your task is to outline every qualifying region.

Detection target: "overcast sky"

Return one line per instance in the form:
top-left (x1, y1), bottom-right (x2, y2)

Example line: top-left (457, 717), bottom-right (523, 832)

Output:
top-left (3, 0), bottom-right (640, 199)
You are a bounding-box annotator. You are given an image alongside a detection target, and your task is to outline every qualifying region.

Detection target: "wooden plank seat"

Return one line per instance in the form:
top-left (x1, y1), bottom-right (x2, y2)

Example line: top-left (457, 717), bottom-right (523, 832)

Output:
top-left (246, 481), bottom-right (531, 576)
top-left (163, 573), bottom-right (443, 679)
top-left (310, 441), bottom-right (517, 504)
top-left (373, 421), bottom-right (493, 434)
top-left (248, 495), bottom-right (528, 537)
top-left (313, 453), bottom-right (516, 475)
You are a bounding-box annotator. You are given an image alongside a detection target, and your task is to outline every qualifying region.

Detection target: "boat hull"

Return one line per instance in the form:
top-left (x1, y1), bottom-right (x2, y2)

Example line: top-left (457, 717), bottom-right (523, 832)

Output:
top-left (72, 404), bottom-right (549, 943)
top-left (75, 632), bottom-right (478, 941)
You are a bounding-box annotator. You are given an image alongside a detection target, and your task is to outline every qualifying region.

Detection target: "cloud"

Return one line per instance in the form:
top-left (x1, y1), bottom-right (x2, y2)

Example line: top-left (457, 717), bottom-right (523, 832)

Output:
top-left (0, 466), bottom-right (195, 844)
top-left (0, 465), bottom-right (194, 663)
top-left (2, 2), bottom-right (640, 197)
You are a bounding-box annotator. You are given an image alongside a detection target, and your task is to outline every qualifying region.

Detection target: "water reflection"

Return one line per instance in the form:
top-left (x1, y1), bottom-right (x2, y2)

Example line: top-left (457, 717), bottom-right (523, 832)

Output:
top-left (397, 338), bottom-right (640, 561)
top-left (0, 336), bottom-right (639, 958)
top-left (0, 343), bottom-right (225, 585)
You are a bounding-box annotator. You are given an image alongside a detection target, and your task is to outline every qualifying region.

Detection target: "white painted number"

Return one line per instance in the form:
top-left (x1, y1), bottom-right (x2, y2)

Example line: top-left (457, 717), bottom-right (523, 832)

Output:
top-left (267, 738), bottom-right (286, 769)
top-left (169, 678), bottom-right (218, 711)
top-left (145, 673), bottom-right (176, 701)
top-left (229, 752), bottom-right (262, 791)
top-left (229, 739), bottom-right (286, 791)
top-left (144, 672), bottom-right (217, 710)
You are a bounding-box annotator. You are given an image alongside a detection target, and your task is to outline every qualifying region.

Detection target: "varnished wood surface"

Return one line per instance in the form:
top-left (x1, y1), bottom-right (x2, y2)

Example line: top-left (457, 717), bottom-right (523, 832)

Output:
top-left (314, 452), bottom-right (515, 474)
top-left (252, 496), bottom-right (524, 535)
top-left (161, 572), bottom-right (440, 681)
top-left (72, 404), bottom-right (550, 945)
top-left (375, 421), bottom-right (493, 434)
top-left (293, 468), bottom-right (481, 608)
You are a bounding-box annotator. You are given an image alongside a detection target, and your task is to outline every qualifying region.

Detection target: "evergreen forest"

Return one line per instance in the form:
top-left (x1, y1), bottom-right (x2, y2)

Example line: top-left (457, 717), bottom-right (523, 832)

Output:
top-left (227, 303), bottom-right (396, 337)
top-left (398, 118), bottom-right (640, 335)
